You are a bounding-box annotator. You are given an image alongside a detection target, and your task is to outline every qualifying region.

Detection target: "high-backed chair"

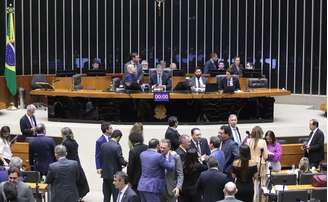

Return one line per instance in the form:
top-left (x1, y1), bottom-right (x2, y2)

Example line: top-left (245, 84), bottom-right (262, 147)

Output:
top-left (311, 188), bottom-right (327, 202)
top-left (299, 172), bottom-right (316, 185)
top-left (277, 190), bottom-right (308, 202)
top-left (271, 173), bottom-right (297, 185)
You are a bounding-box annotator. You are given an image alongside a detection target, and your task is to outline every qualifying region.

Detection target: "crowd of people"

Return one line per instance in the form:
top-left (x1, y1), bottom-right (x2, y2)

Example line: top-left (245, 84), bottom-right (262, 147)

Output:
top-left (0, 104), bottom-right (324, 202)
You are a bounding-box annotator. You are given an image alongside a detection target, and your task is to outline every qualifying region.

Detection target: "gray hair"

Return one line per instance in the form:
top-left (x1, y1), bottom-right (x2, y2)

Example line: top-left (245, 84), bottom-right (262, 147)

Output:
top-left (35, 123), bottom-right (46, 134)
top-left (61, 127), bottom-right (74, 140)
top-left (9, 156), bottom-right (23, 169)
top-left (160, 139), bottom-right (171, 149)
top-left (224, 182), bottom-right (238, 196)
top-left (26, 104), bottom-right (36, 113)
top-left (114, 171), bottom-right (129, 184)
top-left (55, 145), bottom-right (67, 158)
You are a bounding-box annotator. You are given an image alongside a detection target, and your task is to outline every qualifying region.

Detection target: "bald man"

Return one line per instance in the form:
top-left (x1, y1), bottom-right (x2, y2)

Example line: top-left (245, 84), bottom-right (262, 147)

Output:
top-left (218, 182), bottom-right (242, 202)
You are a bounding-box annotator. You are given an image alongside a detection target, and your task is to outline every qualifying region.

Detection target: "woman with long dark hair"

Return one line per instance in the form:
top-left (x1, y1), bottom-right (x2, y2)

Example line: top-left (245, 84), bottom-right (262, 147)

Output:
top-left (180, 148), bottom-right (207, 202)
top-left (232, 144), bottom-right (257, 202)
top-left (265, 130), bottom-right (282, 171)
top-left (0, 126), bottom-right (12, 166)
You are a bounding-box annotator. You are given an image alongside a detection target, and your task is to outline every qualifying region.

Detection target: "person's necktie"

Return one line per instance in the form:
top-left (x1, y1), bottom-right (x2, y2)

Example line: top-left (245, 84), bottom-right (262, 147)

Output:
top-left (197, 141), bottom-right (201, 154)
top-left (197, 78), bottom-right (201, 88)
top-left (117, 191), bottom-right (122, 202)
top-left (234, 128), bottom-right (240, 144)
top-left (158, 74), bottom-right (162, 85)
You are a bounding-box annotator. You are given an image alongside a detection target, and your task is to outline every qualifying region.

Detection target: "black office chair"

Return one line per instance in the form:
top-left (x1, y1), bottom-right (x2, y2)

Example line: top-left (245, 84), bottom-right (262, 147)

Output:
top-left (299, 172), bottom-right (316, 185)
top-left (311, 188), bottom-right (327, 202)
top-left (21, 171), bottom-right (41, 183)
top-left (271, 173), bottom-right (297, 185)
top-left (277, 190), bottom-right (308, 202)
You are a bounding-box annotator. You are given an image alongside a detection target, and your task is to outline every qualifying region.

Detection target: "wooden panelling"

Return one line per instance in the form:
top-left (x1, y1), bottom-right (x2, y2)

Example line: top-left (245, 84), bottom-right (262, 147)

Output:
top-left (11, 142), bottom-right (30, 171)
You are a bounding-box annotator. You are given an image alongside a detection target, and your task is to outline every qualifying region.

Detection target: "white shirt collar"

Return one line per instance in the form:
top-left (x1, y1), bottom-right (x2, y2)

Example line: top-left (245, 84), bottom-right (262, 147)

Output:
top-left (118, 185), bottom-right (129, 202)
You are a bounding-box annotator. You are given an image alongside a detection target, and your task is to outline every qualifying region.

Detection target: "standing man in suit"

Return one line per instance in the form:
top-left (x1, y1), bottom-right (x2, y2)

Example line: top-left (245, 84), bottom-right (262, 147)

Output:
top-left (127, 131), bottom-right (148, 194)
top-left (101, 130), bottom-right (128, 202)
top-left (113, 171), bottom-right (139, 202)
top-left (228, 114), bottom-right (242, 145)
top-left (204, 52), bottom-right (219, 74)
top-left (190, 128), bottom-right (211, 157)
top-left (0, 167), bottom-right (34, 202)
top-left (95, 122), bottom-right (113, 175)
top-left (303, 119), bottom-right (325, 167)
top-left (165, 116), bottom-right (180, 151)
top-left (219, 69), bottom-right (240, 93)
top-left (197, 157), bottom-right (228, 202)
top-left (20, 104), bottom-right (37, 137)
top-left (218, 182), bottom-right (242, 202)
top-left (46, 145), bottom-right (80, 202)
top-left (218, 125), bottom-right (239, 175)
top-left (160, 139), bottom-right (184, 202)
top-left (175, 134), bottom-right (191, 164)
top-left (191, 68), bottom-right (208, 92)
top-left (150, 64), bottom-right (172, 91)
top-left (138, 138), bottom-right (175, 202)
top-left (230, 56), bottom-right (243, 75)
top-left (209, 136), bottom-right (225, 172)
top-left (125, 52), bottom-right (143, 84)
top-left (26, 123), bottom-right (55, 176)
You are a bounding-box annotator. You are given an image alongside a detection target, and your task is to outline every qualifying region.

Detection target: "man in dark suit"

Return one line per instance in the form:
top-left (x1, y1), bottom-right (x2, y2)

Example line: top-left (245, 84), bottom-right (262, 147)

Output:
top-left (26, 123), bottom-right (55, 176)
top-left (160, 139), bottom-right (184, 202)
top-left (218, 125), bottom-right (239, 174)
top-left (19, 104), bottom-right (37, 137)
top-left (125, 52), bottom-right (143, 84)
top-left (218, 182), bottom-right (242, 202)
top-left (113, 171), bottom-right (139, 202)
top-left (0, 167), bottom-right (34, 202)
top-left (219, 69), bottom-right (240, 93)
top-left (150, 64), bottom-right (172, 91)
top-left (127, 131), bottom-right (148, 193)
top-left (46, 145), bottom-right (80, 202)
top-left (228, 114), bottom-right (242, 145)
top-left (230, 56), bottom-right (243, 75)
top-left (191, 68), bottom-right (208, 92)
top-left (204, 52), bottom-right (219, 74)
top-left (165, 116), bottom-right (180, 151)
top-left (175, 134), bottom-right (191, 164)
top-left (209, 136), bottom-right (225, 172)
top-left (101, 129), bottom-right (128, 202)
top-left (138, 138), bottom-right (175, 202)
top-left (95, 122), bottom-right (112, 175)
top-left (190, 128), bottom-right (211, 157)
top-left (303, 119), bottom-right (325, 167)
top-left (197, 157), bottom-right (228, 202)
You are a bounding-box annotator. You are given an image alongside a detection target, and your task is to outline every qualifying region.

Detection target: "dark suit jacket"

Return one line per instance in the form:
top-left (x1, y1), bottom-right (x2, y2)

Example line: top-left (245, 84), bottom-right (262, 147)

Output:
top-left (175, 146), bottom-right (187, 164)
top-left (95, 135), bottom-right (108, 169)
top-left (46, 158), bottom-right (80, 202)
top-left (26, 135), bottom-right (55, 175)
top-left (149, 72), bottom-right (172, 90)
top-left (219, 77), bottom-right (240, 91)
top-left (0, 181), bottom-right (34, 202)
top-left (125, 61), bottom-right (144, 83)
top-left (305, 128), bottom-right (325, 163)
top-left (197, 168), bottom-right (228, 202)
top-left (20, 114), bottom-right (36, 137)
top-left (190, 138), bottom-right (211, 156)
top-left (230, 64), bottom-right (243, 75)
top-left (204, 60), bottom-right (218, 74)
top-left (229, 126), bottom-right (242, 144)
top-left (221, 138), bottom-right (240, 174)
top-left (63, 138), bottom-right (80, 163)
top-left (127, 143), bottom-right (148, 189)
top-left (101, 139), bottom-right (127, 180)
top-left (121, 186), bottom-right (140, 202)
top-left (165, 127), bottom-right (181, 151)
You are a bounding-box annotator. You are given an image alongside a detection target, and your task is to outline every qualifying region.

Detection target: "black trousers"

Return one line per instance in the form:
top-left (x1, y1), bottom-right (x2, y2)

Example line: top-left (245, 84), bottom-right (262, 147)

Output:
top-left (102, 178), bottom-right (118, 202)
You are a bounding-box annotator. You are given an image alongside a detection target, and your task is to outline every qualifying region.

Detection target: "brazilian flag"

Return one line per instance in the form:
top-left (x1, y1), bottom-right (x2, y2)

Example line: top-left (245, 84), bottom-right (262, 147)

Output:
top-left (5, 5), bottom-right (16, 96)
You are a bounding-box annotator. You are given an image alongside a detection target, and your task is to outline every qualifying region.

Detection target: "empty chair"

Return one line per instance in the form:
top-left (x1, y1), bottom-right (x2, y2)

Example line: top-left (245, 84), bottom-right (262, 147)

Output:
top-left (299, 172), bottom-right (316, 185)
top-left (271, 173), bottom-right (297, 185)
top-left (277, 190), bottom-right (308, 202)
top-left (311, 188), bottom-right (327, 202)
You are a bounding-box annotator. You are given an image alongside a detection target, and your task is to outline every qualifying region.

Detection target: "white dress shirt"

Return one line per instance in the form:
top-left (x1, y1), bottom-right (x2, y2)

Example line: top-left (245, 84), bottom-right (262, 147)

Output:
top-left (0, 139), bottom-right (12, 160)
top-left (27, 115), bottom-right (36, 128)
top-left (307, 128), bottom-right (318, 147)
top-left (117, 185), bottom-right (129, 202)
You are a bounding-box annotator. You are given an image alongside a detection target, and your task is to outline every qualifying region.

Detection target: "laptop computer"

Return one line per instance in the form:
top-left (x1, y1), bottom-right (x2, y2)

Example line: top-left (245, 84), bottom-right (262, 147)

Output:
top-left (205, 83), bottom-right (218, 92)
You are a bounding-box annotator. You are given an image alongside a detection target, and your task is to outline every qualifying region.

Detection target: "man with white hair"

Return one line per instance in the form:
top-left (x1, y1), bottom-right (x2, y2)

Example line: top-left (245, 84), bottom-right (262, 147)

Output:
top-left (218, 182), bottom-right (242, 202)
top-left (20, 104), bottom-right (37, 137)
top-left (46, 145), bottom-right (80, 202)
top-left (228, 114), bottom-right (242, 146)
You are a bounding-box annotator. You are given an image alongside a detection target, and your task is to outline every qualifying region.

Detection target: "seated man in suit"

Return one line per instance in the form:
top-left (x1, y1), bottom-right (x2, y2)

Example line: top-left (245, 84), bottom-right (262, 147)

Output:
top-left (20, 104), bottom-right (37, 137)
top-left (204, 52), bottom-right (219, 74)
top-left (219, 69), bottom-right (240, 93)
top-left (150, 64), bottom-right (172, 91)
top-left (191, 68), bottom-right (208, 93)
top-left (124, 64), bottom-right (141, 91)
top-left (113, 171), bottom-right (139, 202)
top-left (230, 56), bottom-right (243, 75)
top-left (218, 60), bottom-right (225, 70)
